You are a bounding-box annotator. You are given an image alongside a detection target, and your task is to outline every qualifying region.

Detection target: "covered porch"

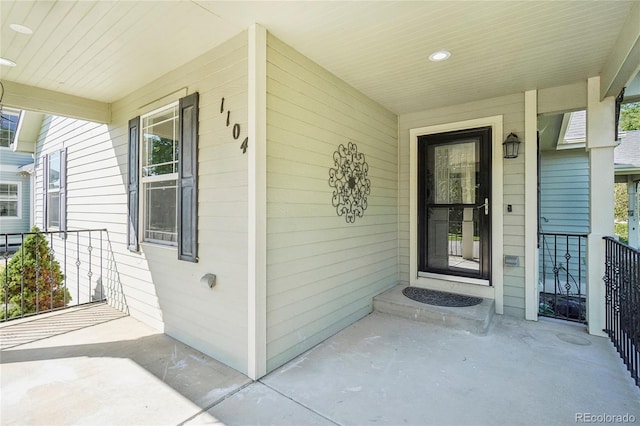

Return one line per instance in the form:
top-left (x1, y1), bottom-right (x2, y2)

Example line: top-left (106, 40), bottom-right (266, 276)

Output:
top-left (2, 303), bottom-right (639, 425)
top-left (1, 0), bottom-right (639, 388)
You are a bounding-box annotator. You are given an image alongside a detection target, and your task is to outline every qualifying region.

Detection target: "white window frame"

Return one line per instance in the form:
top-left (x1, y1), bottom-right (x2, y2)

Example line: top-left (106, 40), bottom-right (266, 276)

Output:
top-left (46, 150), bottom-right (62, 229)
top-left (140, 102), bottom-right (179, 247)
top-left (0, 181), bottom-right (21, 219)
top-left (0, 108), bottom-right (21, 149)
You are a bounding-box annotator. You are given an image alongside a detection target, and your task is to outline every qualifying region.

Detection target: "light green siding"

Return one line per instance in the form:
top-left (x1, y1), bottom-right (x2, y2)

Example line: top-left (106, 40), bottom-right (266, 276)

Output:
top-left (266, 34), bottom-right (399, 372)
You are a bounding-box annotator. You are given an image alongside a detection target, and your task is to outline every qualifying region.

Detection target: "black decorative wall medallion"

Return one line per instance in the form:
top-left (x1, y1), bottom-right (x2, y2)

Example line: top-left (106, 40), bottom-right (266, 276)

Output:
top-left (328, 142), bottom-right (371, 223)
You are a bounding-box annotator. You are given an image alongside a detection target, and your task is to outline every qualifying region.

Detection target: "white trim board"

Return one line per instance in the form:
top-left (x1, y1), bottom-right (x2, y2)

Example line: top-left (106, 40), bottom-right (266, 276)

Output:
top-left (0, 180), bottom-right (23, 220)
top-left (247, 23), bottom-right (268, 380)
top-left (409, 115), bottom-right (504, 313)
top-left (524, 90), bottom-right (539, 321)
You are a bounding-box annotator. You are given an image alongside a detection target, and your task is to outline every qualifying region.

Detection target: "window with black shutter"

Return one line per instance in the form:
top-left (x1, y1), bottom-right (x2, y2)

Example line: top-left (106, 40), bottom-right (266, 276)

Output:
top-left (127, 92), bottom-right (198, 262)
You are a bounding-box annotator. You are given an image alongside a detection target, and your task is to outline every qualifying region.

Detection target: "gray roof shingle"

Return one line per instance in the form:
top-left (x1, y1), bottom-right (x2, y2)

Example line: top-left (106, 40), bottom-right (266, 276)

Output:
top-left (615, 130), bottom-right (640, 167)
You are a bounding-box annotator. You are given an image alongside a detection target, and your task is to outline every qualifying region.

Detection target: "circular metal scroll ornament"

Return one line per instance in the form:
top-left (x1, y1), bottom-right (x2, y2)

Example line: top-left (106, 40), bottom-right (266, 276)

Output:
top-left (328, 142), bottom-right (371, 223)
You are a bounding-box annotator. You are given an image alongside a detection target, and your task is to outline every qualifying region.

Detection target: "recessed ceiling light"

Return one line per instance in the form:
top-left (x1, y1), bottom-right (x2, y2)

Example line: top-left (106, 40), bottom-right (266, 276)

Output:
top-left (429, 50), bottom-right (451, 62)
top-left (9, 23), bottom-right (33, 34)
top-left (0, 57), bottom-right (17, 67)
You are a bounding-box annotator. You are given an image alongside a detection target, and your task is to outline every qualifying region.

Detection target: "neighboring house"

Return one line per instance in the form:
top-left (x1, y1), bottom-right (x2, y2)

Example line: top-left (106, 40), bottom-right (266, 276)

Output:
top-left (537, 110), bottom-right (590, 320)
top-left (615, 130), bottom-right (640, 249)
top-left (0, 107), bottom-right (35, 245)
top-left (535, 113), bottom-right (640, 320)
top-left (1, 2), bottom-right (639, 380)
top-left (538, 110), bottom-right (590, 237)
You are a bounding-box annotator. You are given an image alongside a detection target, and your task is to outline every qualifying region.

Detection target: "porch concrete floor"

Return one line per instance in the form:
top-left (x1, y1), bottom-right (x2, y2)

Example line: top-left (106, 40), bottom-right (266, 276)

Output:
top-left (1, 305), bottom-right (639, 426)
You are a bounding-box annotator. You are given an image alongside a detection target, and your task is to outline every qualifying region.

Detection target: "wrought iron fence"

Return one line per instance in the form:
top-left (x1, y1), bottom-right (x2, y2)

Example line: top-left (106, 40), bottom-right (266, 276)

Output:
top-left (539, 233), bottom-right (587, 323)
top-left (1, 229), bottom-right (126, 322)
top-left (604, 236), bottom-right (639, 387)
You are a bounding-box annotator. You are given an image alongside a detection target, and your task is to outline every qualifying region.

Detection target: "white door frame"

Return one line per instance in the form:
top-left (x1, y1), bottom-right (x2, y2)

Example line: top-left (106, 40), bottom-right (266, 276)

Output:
top-left (409, 116), bottom-right (504, 313)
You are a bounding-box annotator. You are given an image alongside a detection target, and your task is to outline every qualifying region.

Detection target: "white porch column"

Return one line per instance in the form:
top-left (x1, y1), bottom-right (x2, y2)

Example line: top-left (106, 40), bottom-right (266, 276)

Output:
top-left (247, 24), bottom-right (267, 380)
top-left (586, 76), bottom-right (615, 337)
top-left (524, 90), bottom-right (539, 321)
top-left (628, 178), bottom-right (639, 249)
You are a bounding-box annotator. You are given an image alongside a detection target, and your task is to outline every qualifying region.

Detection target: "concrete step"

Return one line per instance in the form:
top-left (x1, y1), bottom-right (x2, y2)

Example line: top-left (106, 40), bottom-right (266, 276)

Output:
top-left (373, 285), bottom-right (495, 335)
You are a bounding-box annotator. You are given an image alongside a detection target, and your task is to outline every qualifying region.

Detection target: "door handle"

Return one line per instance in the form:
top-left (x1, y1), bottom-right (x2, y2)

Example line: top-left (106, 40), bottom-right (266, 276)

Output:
top-left (477, 198), bottom-right (489, 215)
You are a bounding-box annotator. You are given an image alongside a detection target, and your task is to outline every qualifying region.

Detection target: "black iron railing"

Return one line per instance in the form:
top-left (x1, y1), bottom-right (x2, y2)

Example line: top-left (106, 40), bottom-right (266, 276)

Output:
top-left (539, 233), bottom-right (587, 323)
top-left (1, 229), bottom-right (126, 322)
top-left (604, 236), bottom-right (640, 387)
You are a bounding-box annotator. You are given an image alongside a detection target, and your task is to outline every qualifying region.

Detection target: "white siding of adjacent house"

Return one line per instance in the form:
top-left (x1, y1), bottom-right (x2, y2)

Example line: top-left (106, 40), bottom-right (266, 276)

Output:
top-left (265, 34), bottom-right (398, 372)
top-left (34, 32), bottom-right (250, 374)
top-left (399, 94), bottom-right (526, 318)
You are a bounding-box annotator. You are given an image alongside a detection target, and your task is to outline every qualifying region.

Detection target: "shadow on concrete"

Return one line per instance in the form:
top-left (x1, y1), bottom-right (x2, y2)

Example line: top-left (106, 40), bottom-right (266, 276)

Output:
top-left (0, 307), bottom-right (250, 425)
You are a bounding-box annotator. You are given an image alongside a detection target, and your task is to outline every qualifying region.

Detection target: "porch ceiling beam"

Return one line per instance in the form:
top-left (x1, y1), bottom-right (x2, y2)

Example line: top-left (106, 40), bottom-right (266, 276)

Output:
top-left (600, 1), bottom-right (640, 100)
top-left (1, 80), bottom-right (111, 124)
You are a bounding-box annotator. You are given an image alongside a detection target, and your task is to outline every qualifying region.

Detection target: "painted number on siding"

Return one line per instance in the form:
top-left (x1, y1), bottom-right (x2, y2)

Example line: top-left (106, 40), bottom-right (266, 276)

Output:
top-left (220, 97), bottom-right (248, 154)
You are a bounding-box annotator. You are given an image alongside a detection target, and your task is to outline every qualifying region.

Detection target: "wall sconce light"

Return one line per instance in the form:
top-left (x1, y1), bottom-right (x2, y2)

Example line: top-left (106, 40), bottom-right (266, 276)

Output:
top-left (503, 133), bottom-right (521, 159)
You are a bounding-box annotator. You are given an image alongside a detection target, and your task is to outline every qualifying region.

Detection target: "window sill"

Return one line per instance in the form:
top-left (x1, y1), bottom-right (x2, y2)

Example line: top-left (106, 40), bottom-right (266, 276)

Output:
top-left (141, 241), bottom-right (177, 251)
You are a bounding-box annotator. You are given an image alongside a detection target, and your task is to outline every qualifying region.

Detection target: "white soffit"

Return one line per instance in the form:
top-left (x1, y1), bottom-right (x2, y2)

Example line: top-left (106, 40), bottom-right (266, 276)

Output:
top-left (0, 1), bottom-right (242, 104)
top-left (0, 1), bottom-right (637, 115)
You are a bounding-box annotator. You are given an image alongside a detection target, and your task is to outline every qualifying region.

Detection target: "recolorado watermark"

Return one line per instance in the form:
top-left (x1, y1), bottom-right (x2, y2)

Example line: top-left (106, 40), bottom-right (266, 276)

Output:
top-left (576, 413), bottom-right (637, 423)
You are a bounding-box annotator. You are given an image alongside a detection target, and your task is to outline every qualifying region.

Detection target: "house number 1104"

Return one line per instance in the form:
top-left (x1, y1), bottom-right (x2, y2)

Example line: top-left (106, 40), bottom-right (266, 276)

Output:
top-left (220, 97), bottom-right (249, 154)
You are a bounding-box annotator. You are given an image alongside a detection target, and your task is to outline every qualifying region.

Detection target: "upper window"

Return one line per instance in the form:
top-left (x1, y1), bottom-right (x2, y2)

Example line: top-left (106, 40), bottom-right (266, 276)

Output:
top-left (0, 108), bottom-right (21, 148)
top-left (43, 149), bottom-right (66, 232)
top-left (0, 182), bottom-right (20, 218)
top-left (141, 103), bottom-right (179, 246)
top-left (47, 151), bottom-right (61, 228)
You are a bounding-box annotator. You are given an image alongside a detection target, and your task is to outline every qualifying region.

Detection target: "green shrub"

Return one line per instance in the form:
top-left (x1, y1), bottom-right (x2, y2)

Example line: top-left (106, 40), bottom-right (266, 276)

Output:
top-left (615, 222), bottom-right (629, 245)
top-left (0, 227), bottom-right (70, 319)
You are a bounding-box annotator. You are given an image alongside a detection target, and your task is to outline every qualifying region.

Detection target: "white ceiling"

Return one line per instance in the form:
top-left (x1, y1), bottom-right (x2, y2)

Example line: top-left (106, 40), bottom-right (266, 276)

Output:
top-left (0, 1), bottom-right (638, 115)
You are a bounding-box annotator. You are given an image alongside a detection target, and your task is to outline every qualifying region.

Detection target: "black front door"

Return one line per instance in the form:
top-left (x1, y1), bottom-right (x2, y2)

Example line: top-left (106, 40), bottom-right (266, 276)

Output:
top-left (418, 127), bottom-right (491, 281)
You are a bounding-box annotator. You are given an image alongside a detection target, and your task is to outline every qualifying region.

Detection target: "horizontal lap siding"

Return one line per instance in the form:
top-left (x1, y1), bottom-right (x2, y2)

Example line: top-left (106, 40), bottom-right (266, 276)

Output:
top-left (35, 113), bottom-right (164, 327)
top-left (34, 33), bottom-right (250, 374)
top-left (0, 150), bottom-right (33, 167)
top-left (540, 150), bottom-right (589, 234)
top-left (399, 94), bottom-right (526, 318)
top-left (539, 149), bottom-right (589, 294)
top-left (266, 34), bottom-right (398, 372)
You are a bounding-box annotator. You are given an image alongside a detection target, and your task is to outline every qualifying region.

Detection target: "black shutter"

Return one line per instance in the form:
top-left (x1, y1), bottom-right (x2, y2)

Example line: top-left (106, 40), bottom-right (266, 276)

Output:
top-left (42, 154), bottom-right (48, 230)
top-left (178, 92), bottom-right (199, 262)
top-left (127, 117), bottom-right (140, 252)
top-left (59, 148), bottom-right (67, 235)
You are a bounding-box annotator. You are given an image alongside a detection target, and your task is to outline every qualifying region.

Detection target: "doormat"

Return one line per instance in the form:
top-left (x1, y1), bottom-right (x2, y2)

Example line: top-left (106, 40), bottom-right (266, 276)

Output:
top-left (402, 287), bottom-right (482, 307)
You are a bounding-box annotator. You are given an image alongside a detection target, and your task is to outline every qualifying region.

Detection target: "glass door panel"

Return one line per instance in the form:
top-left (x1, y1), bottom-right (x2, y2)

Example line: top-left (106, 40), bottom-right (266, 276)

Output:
top-left (418, 127), bottom-right (491, 281)
top-left (426, 206), bottom-right (480, 273)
